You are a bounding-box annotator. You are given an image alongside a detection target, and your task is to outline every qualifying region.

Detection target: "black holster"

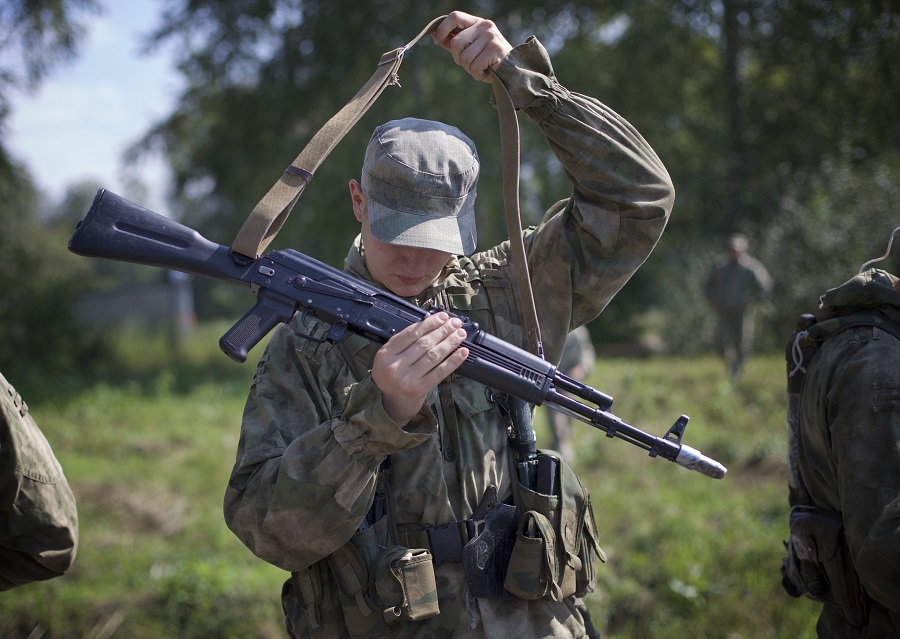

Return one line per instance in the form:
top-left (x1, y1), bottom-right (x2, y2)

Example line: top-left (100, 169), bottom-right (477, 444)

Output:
top-left (782, 505), bottom-right (869, 628)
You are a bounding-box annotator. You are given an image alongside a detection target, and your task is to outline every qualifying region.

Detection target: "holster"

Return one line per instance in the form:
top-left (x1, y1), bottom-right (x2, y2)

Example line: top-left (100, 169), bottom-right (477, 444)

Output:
top-left (462, 501), bottom-right (519, 600)
top-left (781, 505), bottom-right (869, 628)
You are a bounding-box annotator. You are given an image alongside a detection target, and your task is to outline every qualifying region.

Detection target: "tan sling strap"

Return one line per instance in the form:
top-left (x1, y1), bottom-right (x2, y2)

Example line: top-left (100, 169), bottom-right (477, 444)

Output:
top-left (231, 16), bottom-right (544, 359)
top-left (231, 15), bottom-right (448, 259)
top-left (488, 69), bottom-right (543, 358)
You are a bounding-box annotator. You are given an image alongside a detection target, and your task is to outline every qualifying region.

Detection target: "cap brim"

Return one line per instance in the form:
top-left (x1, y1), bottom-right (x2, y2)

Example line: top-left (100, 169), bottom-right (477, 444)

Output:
top-left (367, 191), bottom-right (477, 255)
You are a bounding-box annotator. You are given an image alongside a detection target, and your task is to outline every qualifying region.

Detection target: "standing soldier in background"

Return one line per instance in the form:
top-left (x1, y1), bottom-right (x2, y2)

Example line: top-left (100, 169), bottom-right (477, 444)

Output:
top-left (704, 233), bottom-right (772, 377)
top-left (546, 326), bottom-right (596, 463)
top-left (0, 371), bottom-right (78, 590)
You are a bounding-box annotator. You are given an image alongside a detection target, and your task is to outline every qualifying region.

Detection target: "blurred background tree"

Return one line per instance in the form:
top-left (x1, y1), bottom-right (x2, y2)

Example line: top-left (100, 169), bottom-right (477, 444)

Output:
top-left (0, 0), bottom-right (106, 384)
top-left (2, 0), bottom-right (898, 375)
top-left (127, 0), bottom-right (899, 351)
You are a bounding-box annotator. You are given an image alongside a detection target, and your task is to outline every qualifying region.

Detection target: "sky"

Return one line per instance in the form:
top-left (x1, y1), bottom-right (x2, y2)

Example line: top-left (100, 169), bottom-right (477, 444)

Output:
top-left (8, 1), bottom-right (180, 216)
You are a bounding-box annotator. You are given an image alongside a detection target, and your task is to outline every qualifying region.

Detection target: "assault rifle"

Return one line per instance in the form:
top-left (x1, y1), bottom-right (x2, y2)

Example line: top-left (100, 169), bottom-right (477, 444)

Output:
top-left (69, 189), bottom-right (727, 480)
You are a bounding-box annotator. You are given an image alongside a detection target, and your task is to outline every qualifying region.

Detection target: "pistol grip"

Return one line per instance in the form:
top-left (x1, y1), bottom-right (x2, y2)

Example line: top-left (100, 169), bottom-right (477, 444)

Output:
top-left (219, 291), bottom-right (297, 363)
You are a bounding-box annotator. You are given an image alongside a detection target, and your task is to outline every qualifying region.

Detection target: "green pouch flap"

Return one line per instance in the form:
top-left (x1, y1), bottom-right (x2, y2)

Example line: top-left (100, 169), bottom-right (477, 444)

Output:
top-left (503, 510), bottom-right (563, 601)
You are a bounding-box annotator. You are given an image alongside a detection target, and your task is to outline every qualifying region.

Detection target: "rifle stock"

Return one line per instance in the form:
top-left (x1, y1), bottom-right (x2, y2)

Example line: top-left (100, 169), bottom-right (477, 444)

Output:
top-left (69, 189), bottom-right (727, 480)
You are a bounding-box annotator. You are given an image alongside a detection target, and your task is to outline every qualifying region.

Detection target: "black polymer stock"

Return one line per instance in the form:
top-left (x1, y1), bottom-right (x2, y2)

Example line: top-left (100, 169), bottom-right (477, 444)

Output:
top-left (68, 189), bottom-right (727, 480)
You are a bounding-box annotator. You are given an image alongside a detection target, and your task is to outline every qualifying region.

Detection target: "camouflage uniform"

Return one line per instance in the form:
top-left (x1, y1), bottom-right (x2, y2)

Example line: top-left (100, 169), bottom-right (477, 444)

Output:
top-left (0, 371), bottom-right (78, 590)
top-left (796, 269), bottom-right (900, 638)
top-left (225, 36), bottom-right (673, 638)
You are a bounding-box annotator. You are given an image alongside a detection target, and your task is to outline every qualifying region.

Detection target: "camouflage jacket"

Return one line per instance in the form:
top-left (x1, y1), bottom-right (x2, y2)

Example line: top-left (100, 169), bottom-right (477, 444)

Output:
top-left (225, 36), bottom-right (673, 638)
top-left (704, 254), bottom-right (772, 310)
top-left (797, 269), bottom-right (900, 638)
top-left (0, 371), bottom-right (78, 591)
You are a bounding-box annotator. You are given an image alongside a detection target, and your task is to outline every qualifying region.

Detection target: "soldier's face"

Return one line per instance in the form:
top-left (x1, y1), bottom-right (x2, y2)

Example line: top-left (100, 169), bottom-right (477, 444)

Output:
top-left (361, 224), bottom-right (451, 298)
top-left (351, 181), bottom-right (451, 298)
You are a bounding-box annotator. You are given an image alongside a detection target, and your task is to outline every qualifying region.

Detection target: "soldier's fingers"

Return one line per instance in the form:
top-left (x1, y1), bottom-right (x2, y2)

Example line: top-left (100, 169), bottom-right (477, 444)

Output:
top-left (383, 312), bottom-right (457, 355)
top-left (409, 325), bottom-right (468, 373)
top-left (415, 345), bottom-right (470, 390)
top-left (432, 10), bottom-right (478, 49)
top-left (451, 21), bottom-right (511, 81)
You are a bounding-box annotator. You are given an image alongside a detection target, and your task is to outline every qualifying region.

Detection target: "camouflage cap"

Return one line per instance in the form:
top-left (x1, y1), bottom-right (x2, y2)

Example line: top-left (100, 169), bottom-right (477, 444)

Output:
top-left (361, 118), bottom-right (479, 255)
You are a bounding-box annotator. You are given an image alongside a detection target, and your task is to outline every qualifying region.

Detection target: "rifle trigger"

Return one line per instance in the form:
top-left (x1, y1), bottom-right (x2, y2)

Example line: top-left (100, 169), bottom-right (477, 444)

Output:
top-left (327, 320), bottom-right (349, 342)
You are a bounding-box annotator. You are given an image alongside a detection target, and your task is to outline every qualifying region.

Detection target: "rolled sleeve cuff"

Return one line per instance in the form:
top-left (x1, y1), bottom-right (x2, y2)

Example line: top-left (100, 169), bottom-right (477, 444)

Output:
top-left (493, 36), bottom-right (561, 112)
top-left (331, 375), bottom-right (436, 462)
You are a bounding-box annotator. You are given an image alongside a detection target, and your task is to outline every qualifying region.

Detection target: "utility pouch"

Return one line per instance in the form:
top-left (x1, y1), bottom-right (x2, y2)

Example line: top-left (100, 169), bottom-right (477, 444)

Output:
top-left (284, 562), bottom-right (328, 639)
top-left (782, 505), bottom-right (868, 628)
top-left (327, 539), bottom-right (383, 638)
top-left (462, 502), bottom-right (519, 599)
top-left (373, 546), bottom-right (440, 622)
top-left (504, 510), bottom-right (560, 600)
top-left (511, 452), bottom-right (605, 601)
top-left (325, 513), bottom-right (439, 638)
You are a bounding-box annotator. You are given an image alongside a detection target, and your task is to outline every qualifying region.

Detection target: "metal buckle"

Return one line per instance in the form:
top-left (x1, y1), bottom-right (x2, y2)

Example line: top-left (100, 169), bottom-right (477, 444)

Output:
top-left (378, 46), bottom-right (406, 66)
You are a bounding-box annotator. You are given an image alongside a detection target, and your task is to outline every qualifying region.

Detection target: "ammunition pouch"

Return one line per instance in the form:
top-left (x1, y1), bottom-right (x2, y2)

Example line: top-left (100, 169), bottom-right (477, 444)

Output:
top-left (286, 513), bottom-right (440, 639)
top-left (781, 505), bottom-right (868, 628)
top-left (504, 452), bottom-right (606, 601)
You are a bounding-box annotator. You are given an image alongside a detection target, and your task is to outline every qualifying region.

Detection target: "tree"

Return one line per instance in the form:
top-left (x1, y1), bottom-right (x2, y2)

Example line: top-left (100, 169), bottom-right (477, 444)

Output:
top-left (0, 0), bottom-right (101, 178)
top-left (135, 0), bottom-right (900, 352)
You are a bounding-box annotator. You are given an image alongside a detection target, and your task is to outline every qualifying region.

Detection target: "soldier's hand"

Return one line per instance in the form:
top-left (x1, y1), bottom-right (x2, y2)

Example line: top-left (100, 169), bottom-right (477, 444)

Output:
top-left (371, 312), bottom-right (469, 427)
top-left (431, 11), bottom-right (513, 82)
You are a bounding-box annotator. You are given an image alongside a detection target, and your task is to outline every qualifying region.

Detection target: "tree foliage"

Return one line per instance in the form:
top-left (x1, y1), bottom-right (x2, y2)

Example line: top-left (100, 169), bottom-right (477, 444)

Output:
top-left (0, 0), bottom-right (107, 381)
top-left (0, 0), bottom-right (101, 177)
top-left (130, 0), bottom-right (899, 347)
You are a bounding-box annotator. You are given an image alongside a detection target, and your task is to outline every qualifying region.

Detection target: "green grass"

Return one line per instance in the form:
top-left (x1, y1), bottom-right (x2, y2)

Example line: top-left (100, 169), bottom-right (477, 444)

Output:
top-left (533, 354), bottom-right (821, 638)
top-left (1, 330), bottom-right (822, 638)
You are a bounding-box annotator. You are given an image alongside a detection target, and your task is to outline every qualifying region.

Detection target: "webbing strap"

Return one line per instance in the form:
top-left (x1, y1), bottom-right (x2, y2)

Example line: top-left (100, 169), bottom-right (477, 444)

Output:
top-left (231, 15), bottom-right (448, 259)
top-left (489, 70), bottom-right (543, 358)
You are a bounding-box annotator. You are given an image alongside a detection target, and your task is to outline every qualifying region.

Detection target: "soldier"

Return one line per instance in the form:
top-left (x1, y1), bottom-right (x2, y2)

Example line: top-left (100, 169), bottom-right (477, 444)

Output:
top-left (704, 233), bottom-right (772, 377)
top-left (224, 11), bottom-right (673, 638)
top-left (782, 264), bottom-right (900, 637)
top-left (546, 326), bottom-right (596, 463)
top-left (1, 371), bottom-right (78, 590)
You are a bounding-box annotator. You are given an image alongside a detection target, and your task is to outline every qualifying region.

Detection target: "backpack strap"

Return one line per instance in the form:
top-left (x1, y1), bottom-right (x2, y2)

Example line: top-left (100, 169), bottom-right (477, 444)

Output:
top-left (788, 309), bottom-right (900, 381)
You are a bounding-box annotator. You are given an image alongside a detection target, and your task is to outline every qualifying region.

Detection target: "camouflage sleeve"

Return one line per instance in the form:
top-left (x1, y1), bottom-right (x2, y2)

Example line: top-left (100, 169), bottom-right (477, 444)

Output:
top-left (223, 321), bottom-right (437, 572)
top-left (827, 333), bottom-right (900, 614)
top-left (0, 374), bottom-right (78, 591)
top-left (492, 37), bottom-right (674, 363)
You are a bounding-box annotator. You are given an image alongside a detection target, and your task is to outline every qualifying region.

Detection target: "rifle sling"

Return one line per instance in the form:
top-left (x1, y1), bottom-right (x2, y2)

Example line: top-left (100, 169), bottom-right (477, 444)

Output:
top-left (231, 15), bottom-right (448, 260)
top-left (232, 16), bottom-right (544, 358)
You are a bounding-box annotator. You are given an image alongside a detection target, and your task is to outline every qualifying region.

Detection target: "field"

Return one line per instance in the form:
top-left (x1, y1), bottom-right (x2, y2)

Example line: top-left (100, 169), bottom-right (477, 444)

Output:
top-left (1, 324), bottom-right (821, 638)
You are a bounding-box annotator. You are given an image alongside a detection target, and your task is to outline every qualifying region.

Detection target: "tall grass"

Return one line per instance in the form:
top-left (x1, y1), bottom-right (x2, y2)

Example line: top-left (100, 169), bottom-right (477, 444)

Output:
top-left (1, 327), bottom-right (821, 638)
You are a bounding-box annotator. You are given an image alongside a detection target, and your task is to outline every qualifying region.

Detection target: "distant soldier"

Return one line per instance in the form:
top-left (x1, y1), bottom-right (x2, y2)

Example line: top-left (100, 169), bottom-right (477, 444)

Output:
top-left (704, 233), bottom-right (772, 377)
top-left (0, 371), bottom-right (78, 590)
top-left (546, 326), bottom-right (596, 462)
